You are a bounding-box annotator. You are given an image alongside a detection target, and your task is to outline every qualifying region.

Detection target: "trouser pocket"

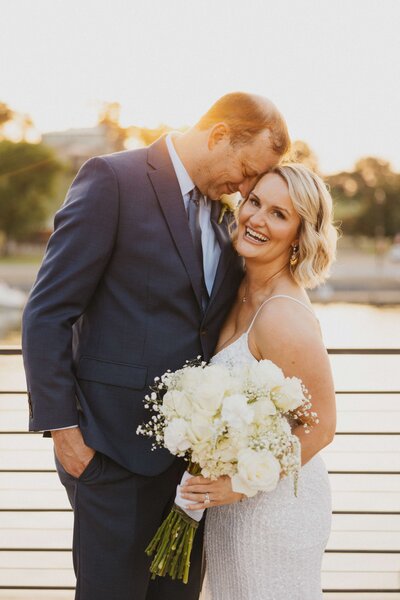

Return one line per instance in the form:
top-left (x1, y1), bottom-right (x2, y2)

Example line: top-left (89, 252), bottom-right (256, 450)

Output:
top-left (54, 450), bottom-right (103, 484)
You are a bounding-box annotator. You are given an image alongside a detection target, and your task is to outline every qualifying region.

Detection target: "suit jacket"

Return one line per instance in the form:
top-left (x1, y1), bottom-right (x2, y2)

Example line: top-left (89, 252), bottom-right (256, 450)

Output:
top-left (22, 136), bottom-right (243, 475)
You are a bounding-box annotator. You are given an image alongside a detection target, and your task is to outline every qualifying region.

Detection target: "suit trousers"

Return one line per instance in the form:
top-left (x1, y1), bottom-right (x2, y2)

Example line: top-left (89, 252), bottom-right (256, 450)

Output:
top-left (55, 451), bottom-right (204, 600)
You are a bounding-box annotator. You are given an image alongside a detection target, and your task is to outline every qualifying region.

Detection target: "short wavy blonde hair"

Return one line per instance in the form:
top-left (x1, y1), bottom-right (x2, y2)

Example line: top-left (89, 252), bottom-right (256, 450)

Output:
top-left (271, 163), bottom-right (338, 289)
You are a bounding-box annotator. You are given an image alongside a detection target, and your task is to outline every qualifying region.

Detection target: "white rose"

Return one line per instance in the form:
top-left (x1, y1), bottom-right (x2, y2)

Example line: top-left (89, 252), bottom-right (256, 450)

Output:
top-left (221, 394), bottom-right (254, 429)
top-left (163, 418), bottom-right (191, 455)
top-left (231, 448), bottom-right (281, 497)
top-left (162, 390), bottom-right (192, 418)
top-left (177, 367), bottom-right (205, 394)
top-left (248, 360), bottom-right (285, 391)
top-left (253, 397), bottom-right (277, 421)
top-left (187, 414), bottom-right (215, 445)
top-left (192, 365), bottom-right (230, 416)
top-left (273, 377), bottom-right (305, 412)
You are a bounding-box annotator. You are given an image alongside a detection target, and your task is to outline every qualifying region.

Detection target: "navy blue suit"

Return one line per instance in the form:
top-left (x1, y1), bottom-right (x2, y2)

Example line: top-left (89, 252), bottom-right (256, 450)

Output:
top-left (22, 136), bottom-right (243, 599)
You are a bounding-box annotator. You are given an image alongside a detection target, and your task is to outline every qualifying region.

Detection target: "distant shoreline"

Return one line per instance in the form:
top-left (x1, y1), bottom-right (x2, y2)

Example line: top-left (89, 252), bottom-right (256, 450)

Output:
top-left (0, 249), bottom-right (399, 306)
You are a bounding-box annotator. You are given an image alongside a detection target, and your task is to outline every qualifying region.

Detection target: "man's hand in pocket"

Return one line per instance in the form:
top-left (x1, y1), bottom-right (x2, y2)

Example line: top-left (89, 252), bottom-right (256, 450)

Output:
top-left (52, 427), bottom-right (95, 478)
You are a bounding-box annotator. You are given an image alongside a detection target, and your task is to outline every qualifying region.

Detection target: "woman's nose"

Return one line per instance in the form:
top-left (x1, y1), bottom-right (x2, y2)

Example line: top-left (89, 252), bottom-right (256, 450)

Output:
top-left (248, 209), bottom-right (267, 228)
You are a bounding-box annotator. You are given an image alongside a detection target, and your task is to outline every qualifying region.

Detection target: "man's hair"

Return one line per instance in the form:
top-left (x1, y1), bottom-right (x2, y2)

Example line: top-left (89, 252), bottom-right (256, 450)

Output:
top-left (196, 92), bottom-right (290, 156)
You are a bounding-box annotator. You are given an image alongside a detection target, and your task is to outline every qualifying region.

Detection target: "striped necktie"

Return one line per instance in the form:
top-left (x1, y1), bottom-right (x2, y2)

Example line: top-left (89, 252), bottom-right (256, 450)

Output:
top-left (188, 186), bottom-right (204, 270)
top-left (188, 186), bottom-right (209, 310)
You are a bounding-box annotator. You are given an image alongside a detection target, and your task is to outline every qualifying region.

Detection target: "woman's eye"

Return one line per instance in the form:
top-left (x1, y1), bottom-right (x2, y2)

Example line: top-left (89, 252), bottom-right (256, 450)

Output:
top-left (250, 198), bottom-right (259, 207)
top-left (272, 210), bottom-right (285, 219)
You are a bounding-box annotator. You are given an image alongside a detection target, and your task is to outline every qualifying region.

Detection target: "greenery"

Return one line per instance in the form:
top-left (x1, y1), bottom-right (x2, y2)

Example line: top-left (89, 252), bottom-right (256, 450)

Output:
top-left (326, 157), bottom-right (400, 238)
top-left (0, 254), bottom-right (43, 264)
top-left (1, 97), bottom-right (399, 253)
top-left (289, 141), bottom-right (400, 239)
top-left (0, 140), bottom-right (63, 254)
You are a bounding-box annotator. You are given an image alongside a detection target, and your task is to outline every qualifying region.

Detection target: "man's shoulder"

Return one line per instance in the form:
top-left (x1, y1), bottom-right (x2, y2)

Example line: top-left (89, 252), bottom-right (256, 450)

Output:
top-left (99, 147), bottom-right (148, 169)
top-left (95, 136), bottom-right (168, 176)
top-left (80, 146), bottom-right (153, 186)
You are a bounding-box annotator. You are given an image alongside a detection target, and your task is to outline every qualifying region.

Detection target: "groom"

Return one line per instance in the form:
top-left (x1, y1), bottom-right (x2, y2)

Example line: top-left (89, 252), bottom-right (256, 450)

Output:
top-left (22, 92), bottom-right (289, 600)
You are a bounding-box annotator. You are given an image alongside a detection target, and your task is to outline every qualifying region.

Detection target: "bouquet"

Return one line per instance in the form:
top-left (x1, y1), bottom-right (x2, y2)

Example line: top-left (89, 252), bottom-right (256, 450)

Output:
top-left (137, 357), bottom-right (318, 583)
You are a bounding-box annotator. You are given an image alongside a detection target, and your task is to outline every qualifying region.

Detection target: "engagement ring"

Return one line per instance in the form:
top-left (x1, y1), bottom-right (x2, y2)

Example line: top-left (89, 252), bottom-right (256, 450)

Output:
top-left (204, 493), bottom-right (210, 505)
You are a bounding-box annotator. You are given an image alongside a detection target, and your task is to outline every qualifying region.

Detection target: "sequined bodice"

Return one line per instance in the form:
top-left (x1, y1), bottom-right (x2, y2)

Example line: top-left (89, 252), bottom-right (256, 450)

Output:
top-left (211, 333), bottom-right (255, 369)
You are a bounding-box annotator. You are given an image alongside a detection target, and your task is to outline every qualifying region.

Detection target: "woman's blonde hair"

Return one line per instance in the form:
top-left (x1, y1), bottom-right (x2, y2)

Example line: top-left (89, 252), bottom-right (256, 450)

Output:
top-left (271, 163), bottom-right (338, 289)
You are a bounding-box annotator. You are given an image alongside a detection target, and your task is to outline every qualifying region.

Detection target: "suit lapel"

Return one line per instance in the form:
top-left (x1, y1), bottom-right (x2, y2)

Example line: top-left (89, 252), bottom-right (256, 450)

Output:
top-left (147, 138), bottom-right (204, 311)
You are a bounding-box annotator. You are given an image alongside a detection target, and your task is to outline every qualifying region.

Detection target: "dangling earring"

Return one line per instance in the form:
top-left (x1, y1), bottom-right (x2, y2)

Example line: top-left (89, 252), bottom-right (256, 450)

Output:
top-left (290, 245), bottom-right (299, 267)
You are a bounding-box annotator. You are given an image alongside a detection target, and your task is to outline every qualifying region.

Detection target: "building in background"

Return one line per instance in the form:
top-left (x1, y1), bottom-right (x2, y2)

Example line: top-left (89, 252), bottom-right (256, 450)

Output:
top-left (42, 124), bottom-right (117, 171)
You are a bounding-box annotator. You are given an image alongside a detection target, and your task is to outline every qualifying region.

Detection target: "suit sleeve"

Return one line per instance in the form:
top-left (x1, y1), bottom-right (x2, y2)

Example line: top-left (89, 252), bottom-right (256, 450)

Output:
top-left (22, 156), bottom-right (120, 431)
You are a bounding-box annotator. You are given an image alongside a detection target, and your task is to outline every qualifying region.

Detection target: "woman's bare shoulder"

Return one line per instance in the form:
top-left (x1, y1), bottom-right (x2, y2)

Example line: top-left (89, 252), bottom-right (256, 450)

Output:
top-left (250, 296), bottom-right (325, 366)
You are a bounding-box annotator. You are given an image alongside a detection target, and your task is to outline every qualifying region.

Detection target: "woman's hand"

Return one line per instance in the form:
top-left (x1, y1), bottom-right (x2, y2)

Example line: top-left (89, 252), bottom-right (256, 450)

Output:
top-left (180, 474), bottom-right (245, 510)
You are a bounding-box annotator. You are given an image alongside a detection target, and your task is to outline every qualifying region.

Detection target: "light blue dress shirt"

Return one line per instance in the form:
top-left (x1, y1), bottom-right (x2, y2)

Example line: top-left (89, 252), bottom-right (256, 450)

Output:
top-left (165, 134), bottom-right (221, 296)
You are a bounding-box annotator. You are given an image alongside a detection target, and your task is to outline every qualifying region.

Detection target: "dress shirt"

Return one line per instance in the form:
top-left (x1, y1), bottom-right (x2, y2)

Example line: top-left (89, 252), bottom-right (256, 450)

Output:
top-left (165, 133), bottom-right (221, 295)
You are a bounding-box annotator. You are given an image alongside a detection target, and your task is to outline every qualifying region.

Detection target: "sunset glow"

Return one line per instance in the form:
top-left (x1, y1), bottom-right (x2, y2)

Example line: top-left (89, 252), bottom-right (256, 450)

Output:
top-left (1, 0), bottom-right (400, 173)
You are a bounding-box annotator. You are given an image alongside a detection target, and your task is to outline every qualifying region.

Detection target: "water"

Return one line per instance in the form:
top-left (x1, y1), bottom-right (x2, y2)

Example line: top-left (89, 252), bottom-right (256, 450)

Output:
top-left (315, 303), bottom-right (400, 349)
top-left (1, 302), bottom-right (400, 390)
top-left (1, 302), bottom-right (400, 395)
top-left (0, 308), bottom-right (23, 345)
top-left (1, 303), bottom-right (400, 348)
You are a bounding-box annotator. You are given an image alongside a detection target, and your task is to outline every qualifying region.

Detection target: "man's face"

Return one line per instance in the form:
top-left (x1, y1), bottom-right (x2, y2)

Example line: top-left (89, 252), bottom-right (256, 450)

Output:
top-left (195, 128), bottom-right (280, 201)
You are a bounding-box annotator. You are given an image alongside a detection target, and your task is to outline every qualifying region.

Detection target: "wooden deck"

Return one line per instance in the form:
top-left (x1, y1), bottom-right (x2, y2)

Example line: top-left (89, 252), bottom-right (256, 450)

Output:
top-left (1, 349), bottom-right (399, 599)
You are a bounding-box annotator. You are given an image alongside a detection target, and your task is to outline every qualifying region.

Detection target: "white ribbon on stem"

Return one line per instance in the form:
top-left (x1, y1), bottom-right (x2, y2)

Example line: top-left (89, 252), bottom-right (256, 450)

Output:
top-left (175, 470), bottom-right (205, 522)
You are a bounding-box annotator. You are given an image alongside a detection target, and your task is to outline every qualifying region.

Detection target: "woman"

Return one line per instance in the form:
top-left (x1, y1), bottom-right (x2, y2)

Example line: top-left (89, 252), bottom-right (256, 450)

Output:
top-left (180, 163), bottom-right (337, 599)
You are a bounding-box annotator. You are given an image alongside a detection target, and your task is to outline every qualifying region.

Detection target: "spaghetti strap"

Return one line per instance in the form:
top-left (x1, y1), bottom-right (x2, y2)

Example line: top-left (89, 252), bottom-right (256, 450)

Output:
top-left (246, 294), bottom-right (316, 334)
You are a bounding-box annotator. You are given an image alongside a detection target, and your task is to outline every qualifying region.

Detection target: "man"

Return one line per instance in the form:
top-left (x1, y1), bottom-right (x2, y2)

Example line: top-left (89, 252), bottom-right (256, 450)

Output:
top-left (22, 92), bottom-right (290, 600)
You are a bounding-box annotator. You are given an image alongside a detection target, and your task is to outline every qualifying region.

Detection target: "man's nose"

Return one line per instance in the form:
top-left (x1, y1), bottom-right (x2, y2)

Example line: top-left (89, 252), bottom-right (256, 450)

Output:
top-left (238, 176), bottom-right (258, 198)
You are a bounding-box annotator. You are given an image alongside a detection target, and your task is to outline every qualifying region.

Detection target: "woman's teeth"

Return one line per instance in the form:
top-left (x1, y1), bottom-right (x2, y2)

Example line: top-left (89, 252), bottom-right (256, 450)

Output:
top-left (245, 227), bottom-right (269, 243)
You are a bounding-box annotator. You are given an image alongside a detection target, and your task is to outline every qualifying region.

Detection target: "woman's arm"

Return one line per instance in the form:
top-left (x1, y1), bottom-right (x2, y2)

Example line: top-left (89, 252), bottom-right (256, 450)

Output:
top-left (181, 300), bottom-right (336, 508)
top-left (251, 300), bottom-right (336, 465)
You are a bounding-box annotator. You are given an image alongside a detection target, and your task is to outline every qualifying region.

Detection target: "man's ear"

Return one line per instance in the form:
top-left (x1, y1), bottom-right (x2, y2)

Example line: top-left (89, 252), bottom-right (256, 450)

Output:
top-left (208, 123), bottom-right (230, 150)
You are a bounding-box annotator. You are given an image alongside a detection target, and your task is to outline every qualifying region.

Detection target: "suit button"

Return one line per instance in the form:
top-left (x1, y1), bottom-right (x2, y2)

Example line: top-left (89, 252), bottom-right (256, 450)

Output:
top-left (200, 329), bottom-right (207, 336)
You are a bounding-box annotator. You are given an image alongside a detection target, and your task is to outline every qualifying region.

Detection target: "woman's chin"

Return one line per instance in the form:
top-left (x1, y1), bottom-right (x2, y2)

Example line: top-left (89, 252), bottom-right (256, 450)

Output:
top-left (235, 237), bottom-right (266, 258)
top-left (235, 243), bottom-right (263, 259)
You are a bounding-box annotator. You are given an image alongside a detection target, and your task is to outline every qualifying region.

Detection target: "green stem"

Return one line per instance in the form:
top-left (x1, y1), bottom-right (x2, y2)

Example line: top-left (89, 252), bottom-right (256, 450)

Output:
top-left (146, 502), bottom-right (200, 583)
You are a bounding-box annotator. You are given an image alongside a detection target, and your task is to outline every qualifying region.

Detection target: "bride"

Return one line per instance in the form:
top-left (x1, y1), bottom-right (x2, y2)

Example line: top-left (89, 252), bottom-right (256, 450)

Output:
top-left (180, 163), bottom-right (337, 599)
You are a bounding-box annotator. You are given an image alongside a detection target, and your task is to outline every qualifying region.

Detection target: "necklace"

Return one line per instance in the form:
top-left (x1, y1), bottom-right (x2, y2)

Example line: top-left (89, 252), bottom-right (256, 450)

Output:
top-left (241, 265), bottom-right (288, 303)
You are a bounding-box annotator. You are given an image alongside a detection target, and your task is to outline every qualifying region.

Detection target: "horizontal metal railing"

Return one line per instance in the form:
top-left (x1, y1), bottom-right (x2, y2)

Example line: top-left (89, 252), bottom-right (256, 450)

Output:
top-left (1, 347), bottom-right (400, 597)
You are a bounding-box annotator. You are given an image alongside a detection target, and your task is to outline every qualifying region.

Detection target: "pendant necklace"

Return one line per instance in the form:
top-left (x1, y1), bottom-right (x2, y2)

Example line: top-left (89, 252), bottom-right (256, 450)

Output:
top-left (241, 265), bottom-right (288, 303)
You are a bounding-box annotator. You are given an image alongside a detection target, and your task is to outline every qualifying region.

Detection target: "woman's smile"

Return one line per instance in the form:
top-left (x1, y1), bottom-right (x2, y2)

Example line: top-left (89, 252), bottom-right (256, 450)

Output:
top-left (244, 226), bottom-right (270, 244)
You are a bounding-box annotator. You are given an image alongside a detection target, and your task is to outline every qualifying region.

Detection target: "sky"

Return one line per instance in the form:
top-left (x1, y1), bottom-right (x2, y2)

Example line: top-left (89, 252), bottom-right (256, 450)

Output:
top-left (1, 0), bottom-right (400, 174)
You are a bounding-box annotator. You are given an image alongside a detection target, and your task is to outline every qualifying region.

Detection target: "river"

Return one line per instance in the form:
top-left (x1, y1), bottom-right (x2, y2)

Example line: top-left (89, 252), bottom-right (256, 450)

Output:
top-left (1, 302), bottom-right (400, 348)
top-left (1, 302), bottom-right (399, 392)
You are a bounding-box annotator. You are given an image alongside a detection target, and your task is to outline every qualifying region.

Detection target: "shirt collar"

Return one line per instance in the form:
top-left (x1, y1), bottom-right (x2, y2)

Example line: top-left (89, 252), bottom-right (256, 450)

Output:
top-left (165, 133), bottom-right (195, 198)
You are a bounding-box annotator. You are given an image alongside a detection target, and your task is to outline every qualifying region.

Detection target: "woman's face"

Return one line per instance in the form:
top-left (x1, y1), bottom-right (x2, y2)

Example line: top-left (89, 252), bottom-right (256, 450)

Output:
top-left (235, 172), bottom-right (301, 265)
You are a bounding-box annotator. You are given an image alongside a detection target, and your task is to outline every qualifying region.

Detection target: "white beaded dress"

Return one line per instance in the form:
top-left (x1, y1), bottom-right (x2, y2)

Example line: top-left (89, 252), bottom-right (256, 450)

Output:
top-left (203, 296), bottom-right (332, 600)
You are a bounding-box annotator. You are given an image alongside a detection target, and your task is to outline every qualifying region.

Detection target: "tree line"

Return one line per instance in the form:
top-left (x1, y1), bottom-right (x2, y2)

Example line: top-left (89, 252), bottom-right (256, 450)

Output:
top-left (0, 101), bottom-right (399, 255)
